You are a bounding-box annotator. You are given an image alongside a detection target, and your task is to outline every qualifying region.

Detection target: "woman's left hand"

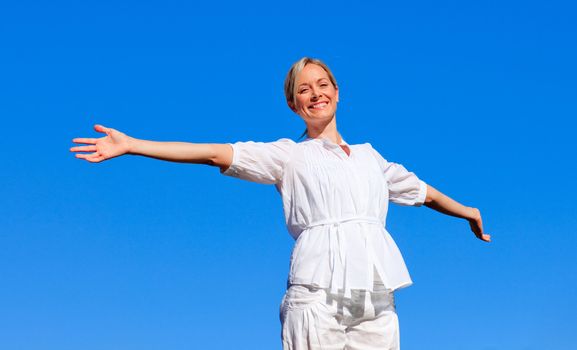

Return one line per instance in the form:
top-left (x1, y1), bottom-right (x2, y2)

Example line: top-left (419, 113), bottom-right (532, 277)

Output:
top-left (467, 207), bottom-right (491, 242)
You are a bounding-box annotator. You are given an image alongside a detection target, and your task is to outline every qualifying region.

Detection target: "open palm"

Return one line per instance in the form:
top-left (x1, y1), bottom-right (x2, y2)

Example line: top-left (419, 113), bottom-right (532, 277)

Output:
top-left (70, 124), bottom-right (132, 163)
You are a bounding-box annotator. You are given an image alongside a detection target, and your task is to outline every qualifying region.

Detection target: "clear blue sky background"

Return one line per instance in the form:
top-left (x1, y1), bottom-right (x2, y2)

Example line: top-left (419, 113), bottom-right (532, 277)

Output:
top-left (1, 1), bottom-right (576, 349)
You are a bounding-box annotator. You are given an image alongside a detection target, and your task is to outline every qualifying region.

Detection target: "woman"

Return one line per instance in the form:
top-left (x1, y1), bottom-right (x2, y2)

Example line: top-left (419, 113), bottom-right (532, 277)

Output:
top-left (71, 57), bottom-right (490, 350)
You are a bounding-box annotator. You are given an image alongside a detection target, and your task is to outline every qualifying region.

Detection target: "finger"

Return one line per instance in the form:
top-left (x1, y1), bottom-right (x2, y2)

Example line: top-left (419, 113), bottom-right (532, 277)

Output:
top-left (475, 232), bottom-right (491, 242)
top-left (86, 155), bottom-right (105, 163)
top-left (70, 145), bottom-right (97, 152)
top-left (469, 220), bottom-right (483, 236)
top-left (94, 124), bottom-right (111, 134)
top-left (72, 138), bottom-right (98, 144)
top-left (75, 153), bottom-right (97, 160)
top-left (75, 153), bottom-right (104, 163)
top-left (477, 217), bottom-right (484, 234)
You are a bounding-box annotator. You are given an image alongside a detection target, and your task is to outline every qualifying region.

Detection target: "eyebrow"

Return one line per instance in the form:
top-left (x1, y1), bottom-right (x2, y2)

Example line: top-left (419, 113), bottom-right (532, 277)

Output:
top-left (298, 78), bottom-right (329, 88)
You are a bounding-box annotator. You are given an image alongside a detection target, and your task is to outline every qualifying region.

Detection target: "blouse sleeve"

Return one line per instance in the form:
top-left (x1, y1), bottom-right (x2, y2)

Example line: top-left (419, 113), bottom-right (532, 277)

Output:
top-left (368, 145), bottom-right (428, 206)
top-left (220, 138), bottom-right (295, 185)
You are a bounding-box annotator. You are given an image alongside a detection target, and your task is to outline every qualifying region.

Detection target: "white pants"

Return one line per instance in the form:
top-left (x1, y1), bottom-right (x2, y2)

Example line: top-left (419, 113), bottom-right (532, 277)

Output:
top-left (280, 285), bottom-right (400, 350)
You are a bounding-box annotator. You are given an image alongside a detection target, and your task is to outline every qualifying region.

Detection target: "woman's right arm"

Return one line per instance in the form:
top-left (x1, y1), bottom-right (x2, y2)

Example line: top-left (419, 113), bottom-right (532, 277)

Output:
top-left (70, 124), bottom-right (233, 171)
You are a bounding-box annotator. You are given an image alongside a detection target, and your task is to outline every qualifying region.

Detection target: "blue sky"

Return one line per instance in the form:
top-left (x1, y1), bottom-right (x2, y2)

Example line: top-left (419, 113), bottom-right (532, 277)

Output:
top-left (1, 1), bottom-right (576, 349)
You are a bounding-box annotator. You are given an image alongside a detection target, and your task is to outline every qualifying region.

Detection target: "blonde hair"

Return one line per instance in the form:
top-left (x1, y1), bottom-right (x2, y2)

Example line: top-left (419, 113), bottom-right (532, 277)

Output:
top-left (284, 57), bottom-right (339, 138)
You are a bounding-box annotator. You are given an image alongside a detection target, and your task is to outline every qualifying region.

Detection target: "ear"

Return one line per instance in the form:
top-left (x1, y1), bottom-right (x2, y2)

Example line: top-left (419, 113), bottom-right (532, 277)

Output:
top-left (335, 86), bottom-right (339, 103)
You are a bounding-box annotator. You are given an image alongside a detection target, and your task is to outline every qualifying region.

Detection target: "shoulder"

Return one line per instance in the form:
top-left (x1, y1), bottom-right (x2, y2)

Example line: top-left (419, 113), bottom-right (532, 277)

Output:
top-left (229, 137), bottom-right (296, 151)
top-left (268, 138), bottom-right (297, 152)
top-left (275, 137), bottom-right (297, 145)
top-left (355, 142), bottom-right (381, 157)
top-left (355, 142), bottom-right (390, 168)
top-left (232, 137), bottom-right (296, 145)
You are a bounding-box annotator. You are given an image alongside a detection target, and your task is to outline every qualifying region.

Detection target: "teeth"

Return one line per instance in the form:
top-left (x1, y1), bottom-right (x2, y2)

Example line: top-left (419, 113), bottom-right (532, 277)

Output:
top-left (311, 102), bottom-right (327, 109)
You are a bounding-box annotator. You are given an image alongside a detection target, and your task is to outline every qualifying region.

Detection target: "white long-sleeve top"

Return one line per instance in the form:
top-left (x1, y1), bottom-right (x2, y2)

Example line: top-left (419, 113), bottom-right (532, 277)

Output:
top-left (221, 136), bottom-right (427, 297)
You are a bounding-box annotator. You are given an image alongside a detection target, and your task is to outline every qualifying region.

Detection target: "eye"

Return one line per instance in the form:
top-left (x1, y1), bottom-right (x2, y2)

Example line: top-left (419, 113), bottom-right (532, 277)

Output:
top-left (299, 88), bottom-right (309, 94)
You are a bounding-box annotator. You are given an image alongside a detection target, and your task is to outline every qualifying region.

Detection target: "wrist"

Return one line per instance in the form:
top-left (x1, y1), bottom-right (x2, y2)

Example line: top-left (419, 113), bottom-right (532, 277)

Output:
top-left (465, 207), bottom-right (480, 221)
top-left (126, 136), bottom-right (139, 154)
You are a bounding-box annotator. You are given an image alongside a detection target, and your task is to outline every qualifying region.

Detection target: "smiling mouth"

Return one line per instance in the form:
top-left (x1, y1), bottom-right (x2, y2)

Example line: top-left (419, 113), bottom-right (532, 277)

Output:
top-left (309, 102), bottom-right (328, 110)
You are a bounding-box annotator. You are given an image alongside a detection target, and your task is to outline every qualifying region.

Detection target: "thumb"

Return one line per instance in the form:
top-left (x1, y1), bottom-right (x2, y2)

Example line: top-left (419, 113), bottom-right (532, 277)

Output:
top-left (94, 124), bottom-right (112, 134)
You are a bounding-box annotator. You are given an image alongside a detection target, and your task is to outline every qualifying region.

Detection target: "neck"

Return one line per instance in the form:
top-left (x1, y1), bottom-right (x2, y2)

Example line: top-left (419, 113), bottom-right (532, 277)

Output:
top-left (306, 116), bottom-right (343, 144)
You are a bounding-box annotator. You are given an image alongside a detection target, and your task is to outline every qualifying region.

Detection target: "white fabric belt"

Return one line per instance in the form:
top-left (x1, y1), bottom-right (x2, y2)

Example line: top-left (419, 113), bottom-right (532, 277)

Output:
top-left (304, 216), bottom-right (384, 298)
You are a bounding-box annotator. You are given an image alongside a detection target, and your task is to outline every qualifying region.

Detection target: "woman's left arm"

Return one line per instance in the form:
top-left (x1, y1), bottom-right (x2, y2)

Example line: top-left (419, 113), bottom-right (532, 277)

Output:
top-left (424, 184), bottom-right (491, 242)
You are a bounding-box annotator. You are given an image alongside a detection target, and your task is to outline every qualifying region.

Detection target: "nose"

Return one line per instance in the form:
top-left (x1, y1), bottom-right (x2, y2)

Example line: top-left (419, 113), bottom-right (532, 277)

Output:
top-left (311, 87), bottom-right (322, 100)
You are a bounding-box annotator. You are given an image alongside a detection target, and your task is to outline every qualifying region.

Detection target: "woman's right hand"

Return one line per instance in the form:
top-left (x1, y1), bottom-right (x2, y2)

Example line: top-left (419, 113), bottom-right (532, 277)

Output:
top-left (70, 124), bottom-right (133, 163)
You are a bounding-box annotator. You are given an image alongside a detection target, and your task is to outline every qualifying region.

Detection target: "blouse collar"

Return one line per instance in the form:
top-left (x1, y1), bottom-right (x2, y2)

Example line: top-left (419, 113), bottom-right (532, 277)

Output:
top-left (305, 136), bottom-right (349, 147)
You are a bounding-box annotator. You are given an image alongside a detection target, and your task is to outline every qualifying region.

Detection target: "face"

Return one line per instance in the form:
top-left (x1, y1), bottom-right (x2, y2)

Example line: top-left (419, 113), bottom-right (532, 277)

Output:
top-left (289, 63), bottom-right (339, 127)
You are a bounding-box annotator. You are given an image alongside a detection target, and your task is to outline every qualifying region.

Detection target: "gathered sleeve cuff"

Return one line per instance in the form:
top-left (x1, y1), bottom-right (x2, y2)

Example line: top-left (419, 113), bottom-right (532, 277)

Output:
top-left (368, 144), bottom-right (428, 206)
top-left (220, 138), bottom-right (295, 185)
top-left (385, 164), bottom-right (427, 206)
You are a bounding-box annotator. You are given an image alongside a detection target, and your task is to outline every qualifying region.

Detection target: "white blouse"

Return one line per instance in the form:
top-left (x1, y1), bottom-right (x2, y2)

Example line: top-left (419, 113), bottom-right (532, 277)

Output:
top-left (221, 136), bottom-right (427, 297)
